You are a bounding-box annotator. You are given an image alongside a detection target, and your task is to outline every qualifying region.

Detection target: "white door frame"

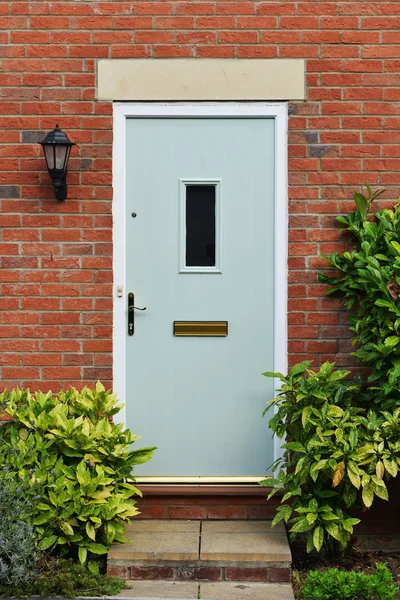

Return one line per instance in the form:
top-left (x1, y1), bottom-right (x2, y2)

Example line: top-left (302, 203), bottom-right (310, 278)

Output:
top-left (112, 102), bottom-right (288, 466)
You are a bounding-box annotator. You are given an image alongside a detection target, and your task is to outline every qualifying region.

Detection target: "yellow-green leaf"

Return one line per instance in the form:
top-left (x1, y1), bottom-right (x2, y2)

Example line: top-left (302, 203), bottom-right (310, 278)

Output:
top-left (376, 460), bottom-right (384, 480)
top-left (95, 380), bottom-right (105, 393)
top-left (325, 522), bottom-right (342, 543)
top-left (78, 546), bottom-right (87, 565)
top-left (91, 488), bottom-right (112, 500)
top-left (332, 461), bottom-right (345, 487)
top-left (373, 482), bottom-right (388, 501)
top-left (60, 522), bottom-right (74, 536)
top-left (81, 420), bottom-right (90, 437)
top-left (313, 526), bottom-right (324, 552)
top-left (306, 513), bottom-right (318, 525)
top-left (86, 542), bottom-right (108, 555)
top-left (362, 483), bottom-right (374, 508)
top-left (328, 406), bottom-right (344, 418)
top-left (38, 535), bottom-right (58, 550)
top-left (302, 406), bottom-right (312, 428)
top-left (383, 458), bottom-right (398, 478)
top-left (347, 466), bottom-right (360, 490)
top-left (86, 521), bottom-right (96, 541)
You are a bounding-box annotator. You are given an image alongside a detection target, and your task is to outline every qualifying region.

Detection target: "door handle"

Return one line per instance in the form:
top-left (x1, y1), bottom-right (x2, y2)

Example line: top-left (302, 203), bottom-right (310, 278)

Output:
top-left (128, 292), bottom-right (147, 336)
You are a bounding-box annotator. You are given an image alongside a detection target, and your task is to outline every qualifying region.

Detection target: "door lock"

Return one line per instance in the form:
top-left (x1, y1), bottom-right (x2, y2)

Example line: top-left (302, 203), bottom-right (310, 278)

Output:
top-left (128, 292), bottom-right (147, 336)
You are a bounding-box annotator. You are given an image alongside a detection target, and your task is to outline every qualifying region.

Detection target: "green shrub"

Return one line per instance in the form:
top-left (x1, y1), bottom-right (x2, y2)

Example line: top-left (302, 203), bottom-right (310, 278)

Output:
top-left (0, 460), bottom-right (38, 585)
top-left (0, 557), bottom-right (126, 599)
top-left (319, 186), bottom-right (400, 409)
top-left (301, 563), bottom-right (398, 600)
top-left (0, 382), bottom-right (156, 573)
top-left (261, 361), bottom-right (400, 554)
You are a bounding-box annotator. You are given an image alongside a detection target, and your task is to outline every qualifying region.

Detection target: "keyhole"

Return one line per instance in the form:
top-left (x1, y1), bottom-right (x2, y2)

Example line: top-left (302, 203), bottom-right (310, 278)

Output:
top-left (131, 212), bottom-right (137, 218)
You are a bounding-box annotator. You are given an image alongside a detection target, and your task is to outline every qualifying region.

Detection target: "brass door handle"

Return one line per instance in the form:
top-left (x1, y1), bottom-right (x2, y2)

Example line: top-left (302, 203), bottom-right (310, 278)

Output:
top-left (128, 292), bottom-right (146, 336)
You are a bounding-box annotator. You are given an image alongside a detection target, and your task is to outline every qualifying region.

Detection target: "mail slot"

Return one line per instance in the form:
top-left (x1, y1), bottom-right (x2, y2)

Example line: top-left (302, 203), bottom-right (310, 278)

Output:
top-left (174, 321), bottom-right (228, 337)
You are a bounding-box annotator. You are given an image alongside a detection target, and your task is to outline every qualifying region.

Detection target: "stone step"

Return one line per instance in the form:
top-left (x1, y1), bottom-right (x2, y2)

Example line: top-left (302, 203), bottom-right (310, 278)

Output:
top-left (115, 580), bottom-right (295, 599)
top-left (107, 520), bottom-right (292, 584)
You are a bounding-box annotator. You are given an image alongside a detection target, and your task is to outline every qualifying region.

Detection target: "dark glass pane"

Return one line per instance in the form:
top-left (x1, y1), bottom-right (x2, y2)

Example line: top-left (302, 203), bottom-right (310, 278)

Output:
top-left (185, 185), bottom-right (216, 267)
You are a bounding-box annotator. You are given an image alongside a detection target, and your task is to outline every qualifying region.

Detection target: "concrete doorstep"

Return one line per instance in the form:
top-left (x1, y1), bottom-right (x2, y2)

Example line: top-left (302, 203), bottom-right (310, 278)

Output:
top-left (107, 520), bottom-right (292, 584)
top-left (104, 520), bottom-right (295, 599)
top-left (35, 580), bottom-right (294, 599)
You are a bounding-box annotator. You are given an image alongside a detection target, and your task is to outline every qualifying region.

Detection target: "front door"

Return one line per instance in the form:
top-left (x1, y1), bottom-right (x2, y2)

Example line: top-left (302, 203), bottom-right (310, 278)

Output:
top-left (124, 113), bottom-right (277, 479)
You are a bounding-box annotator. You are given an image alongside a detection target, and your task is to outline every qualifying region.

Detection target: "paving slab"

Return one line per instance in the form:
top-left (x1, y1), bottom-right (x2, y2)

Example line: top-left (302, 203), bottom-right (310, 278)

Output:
top-left (201, 520), bottom-right (285, 534)
top-left (200, 530), bottom-right (291, 562)
top-left (116, 581), bottom-right (198, 598)
top-left (109, 530), bottom-right (200, 560)
top-left (200, 582), bottom-right (295, 600)
top-left (109, 521), bottom-right (201, 561)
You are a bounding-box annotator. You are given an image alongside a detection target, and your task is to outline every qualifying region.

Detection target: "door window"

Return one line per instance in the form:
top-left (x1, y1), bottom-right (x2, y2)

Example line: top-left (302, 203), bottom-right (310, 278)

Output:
top-left (180, 179), bottom-right (221, 274)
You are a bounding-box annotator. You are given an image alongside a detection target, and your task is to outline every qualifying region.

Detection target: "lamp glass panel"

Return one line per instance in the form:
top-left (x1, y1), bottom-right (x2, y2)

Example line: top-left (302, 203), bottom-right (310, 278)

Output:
top-left (44, 145), bottom-right (55, 170)
top-left (55, 145), bottom-right (68, 170)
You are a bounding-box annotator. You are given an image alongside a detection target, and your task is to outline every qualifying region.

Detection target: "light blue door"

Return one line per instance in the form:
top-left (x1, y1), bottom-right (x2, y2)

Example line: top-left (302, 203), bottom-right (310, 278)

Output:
top-left (126, 117), bottom-right (275, 478)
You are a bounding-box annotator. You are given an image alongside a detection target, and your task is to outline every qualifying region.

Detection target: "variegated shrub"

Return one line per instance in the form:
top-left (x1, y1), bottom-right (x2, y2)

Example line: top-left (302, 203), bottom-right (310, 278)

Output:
top-left (262, 361), bottom-right (400, 555)
top-left (0, 382), bottom-right (155, 573)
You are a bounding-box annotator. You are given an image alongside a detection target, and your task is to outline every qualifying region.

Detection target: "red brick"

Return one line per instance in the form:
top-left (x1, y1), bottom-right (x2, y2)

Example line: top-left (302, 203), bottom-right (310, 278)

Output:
top-left (363, 16), bottom-right (400, 29)
top-left (10, 2), bottom-right (50, 15)
top-left (155, 45), bottom-right (194, 58)
top-left (258, 2), bottom-right (296, 15)
top-left (24, 354), bottom-right (62, 366)
top-left (155, 16), bottom-right (194, 29)
top-left (168, 506), bottom-right (207, 519)
top-left (207, 506), bottom-right (248, 519)
top-left (83, 340), bottom-right (112, 352)
top-left (2, 310), bottom-right (37, 323)
top-left (107, 566), bottom-right (129, 579)
top-left (219, 31), bottom-right (257, 43)
top-left (136, 31), bottom-right (174, 43)
top-left (225, 567), bottom-right (270, 582)
top-left (0, 17), bottom-right (28, 28)
top-left (2, 340), bottom-right (39, 352)
top-left (289, 326), bottom-right (319, 339)
top-left (298, 2), bottom-right (337, 14)
top-left (177, 567), bottom-right (222, 581)
top-left (269, 568), bottom-right (292, 582)
top-left (3, 367), bottom-right (39, 379)
top-left (238, 46), bottom-right (277, 58)
top-left (130, 566), bottom-right (174, 580)
top-left (322, 16), bottom-right (359, 28)
top-left (280, 16), bottom-right (319, 29)
top-left (176, 3), bottom-right (214, 15)
top-left (22, 326), bottom-right (60, 338)
top-left (42, 367), bottom-right (81, 379)
top-left (0, 354), bottom-right (22, 366)
top-left (134, 505), bottom-right (168, 518)
top-left (42, 340), bottom-right (80, 352)
top-left (30, 16), bottom-right (70, 28)
top-left (248, 505), bottom-right (277, 519)
top-left (197, 17), bottom-right (235, 28)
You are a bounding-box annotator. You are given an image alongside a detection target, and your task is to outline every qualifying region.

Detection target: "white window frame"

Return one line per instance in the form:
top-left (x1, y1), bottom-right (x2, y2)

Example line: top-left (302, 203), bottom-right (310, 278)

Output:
top-left (179, 178), bottom-right (222, 274)
top-left (112, 102), bottom-right (288, 466)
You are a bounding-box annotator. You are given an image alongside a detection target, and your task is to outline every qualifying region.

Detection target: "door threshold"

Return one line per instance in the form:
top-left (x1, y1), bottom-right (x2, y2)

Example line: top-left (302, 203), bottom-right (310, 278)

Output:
top-left (133, 476), bottom-right (274, 496)
top-left (135, 476), bottom-right (269, 484)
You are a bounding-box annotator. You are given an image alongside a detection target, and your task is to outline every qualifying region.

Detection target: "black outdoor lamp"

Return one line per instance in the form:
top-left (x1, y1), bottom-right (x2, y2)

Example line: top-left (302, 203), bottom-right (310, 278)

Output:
top-left (40, 125), bottom-right (75, 200)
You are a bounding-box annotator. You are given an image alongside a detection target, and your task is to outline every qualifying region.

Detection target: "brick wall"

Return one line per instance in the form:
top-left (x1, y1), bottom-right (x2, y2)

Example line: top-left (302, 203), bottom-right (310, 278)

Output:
top-left (1, 1), bottom-right (399, 389)
top-left (136, 492), bottom-right (280, 520)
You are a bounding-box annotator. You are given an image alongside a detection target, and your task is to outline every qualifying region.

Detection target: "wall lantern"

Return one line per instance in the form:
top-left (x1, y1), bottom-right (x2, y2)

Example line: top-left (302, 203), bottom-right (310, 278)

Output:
top-left (39, 125), bottom-right (75, 201)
